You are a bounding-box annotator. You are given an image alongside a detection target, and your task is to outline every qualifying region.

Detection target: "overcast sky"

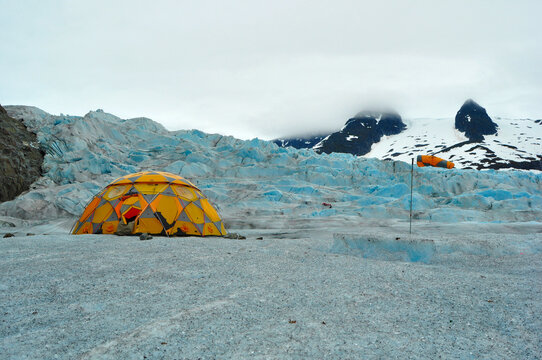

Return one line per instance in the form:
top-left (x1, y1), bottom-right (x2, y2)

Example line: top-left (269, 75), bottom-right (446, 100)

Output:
top-left (1, 0), bottom-right (540, 139)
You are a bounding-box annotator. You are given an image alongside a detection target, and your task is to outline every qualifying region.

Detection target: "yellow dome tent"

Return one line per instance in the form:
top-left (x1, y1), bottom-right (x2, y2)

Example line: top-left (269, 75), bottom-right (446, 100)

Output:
top-left (71, 171), bottom-right (227, 237)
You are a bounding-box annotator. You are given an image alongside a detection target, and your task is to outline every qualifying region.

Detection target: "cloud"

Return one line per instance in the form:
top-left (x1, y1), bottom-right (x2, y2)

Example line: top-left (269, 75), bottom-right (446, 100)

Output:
top-left (1, 0), bottom-right (541, 139)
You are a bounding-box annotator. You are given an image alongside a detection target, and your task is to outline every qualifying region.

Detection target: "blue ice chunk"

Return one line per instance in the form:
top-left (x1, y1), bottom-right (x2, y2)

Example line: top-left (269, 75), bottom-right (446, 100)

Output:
top-left (185, 153), bottom-right (209, 163)
top-left (117, 164), bottom-right (137, 173)
top-left (478, 189), bottom-right (514, 201)
top-left (164, 160), bottom-right (185, 174)
top-left (512, 191), bottom-right (531, 199)
top-left (287, 186), bottom-right (319, 195)
top-left (309, 208), bottom-right (337, 217)
top-left (181, 163), bottom-right (210, 177)
top-left (395, 193), bottom-right (435, 211)
top-left (429, 208), bottom-right (484, 222)
top-left (82, 182), bottom-right (101, 191)
top-left (369, 183), bottom-right (410, 198)
top-left (355, 206), bottom-right (392, 219)
top-left (448, 194), bottom-right (492, 210)
top-left (237, 147), bottom-right (266, 163)
top-left (128, 151), bottom-right (147, 163)
top-left (331, 234), bottom-right (436, 263)
top-left (56, 187), bottom-right (73, 196)
top-left (263, 190), bottom-right (283, 201)
top-left (355, 196), bottom-right (394, 206)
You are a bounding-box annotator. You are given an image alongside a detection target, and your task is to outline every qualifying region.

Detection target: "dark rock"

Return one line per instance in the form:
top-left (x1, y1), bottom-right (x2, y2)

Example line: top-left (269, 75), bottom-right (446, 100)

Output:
top-left (0, 104), bottom-right (44, 202)
top-left (273, 134), bottom-right (327, 150)
top-left (3, 233), bottom-right (15, 238)
top-left (0, 220), bottom-right (16, 227)
top-left (315, 111), bottom-right (406, 156)
top-left (139, 233), bottom-right (153, 240)
top-left (223, 232), bottom-right (246, 240)
top-left (455, 99), bottom-right (498, 142)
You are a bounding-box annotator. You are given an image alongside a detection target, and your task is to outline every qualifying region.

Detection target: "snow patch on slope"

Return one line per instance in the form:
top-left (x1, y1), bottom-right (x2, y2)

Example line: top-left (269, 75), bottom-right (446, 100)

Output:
top-left (366, 117), bottom-right (541, 170)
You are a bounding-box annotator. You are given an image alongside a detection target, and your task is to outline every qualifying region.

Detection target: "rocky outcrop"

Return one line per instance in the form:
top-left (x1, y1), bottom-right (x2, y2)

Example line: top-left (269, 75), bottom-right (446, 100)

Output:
top-left (273, 134), bottom-right (327, 150)
top-left (314, 111), bottom-right (406, 156)
top-left (455, 99), bottom-right (498, 142)
top-left (0, 104), bottom-right (44, 202)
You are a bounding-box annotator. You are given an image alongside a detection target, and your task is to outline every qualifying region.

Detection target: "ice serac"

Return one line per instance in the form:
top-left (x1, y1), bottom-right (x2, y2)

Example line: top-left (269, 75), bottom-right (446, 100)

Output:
top-left (314, 110), bottom-right (406, 156)
top-left (455, 99), bottom-right (498, 142)
top-left (0, 104), bottom-right (44, 202)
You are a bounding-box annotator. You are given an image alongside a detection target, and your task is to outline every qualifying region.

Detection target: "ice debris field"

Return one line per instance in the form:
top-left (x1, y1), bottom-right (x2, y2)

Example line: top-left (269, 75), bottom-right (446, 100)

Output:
top-left (1, 106), bottom-right (541, 359)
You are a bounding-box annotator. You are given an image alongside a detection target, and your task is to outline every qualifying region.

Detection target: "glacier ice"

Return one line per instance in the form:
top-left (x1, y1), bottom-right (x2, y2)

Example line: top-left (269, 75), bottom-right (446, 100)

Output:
top-left (0, 106), bottom-right (540, 227)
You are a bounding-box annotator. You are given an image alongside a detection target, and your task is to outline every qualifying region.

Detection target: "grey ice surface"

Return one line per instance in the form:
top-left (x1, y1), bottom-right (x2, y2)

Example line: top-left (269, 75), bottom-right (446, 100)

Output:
top-left (1, 220), bottom-right (541, 359)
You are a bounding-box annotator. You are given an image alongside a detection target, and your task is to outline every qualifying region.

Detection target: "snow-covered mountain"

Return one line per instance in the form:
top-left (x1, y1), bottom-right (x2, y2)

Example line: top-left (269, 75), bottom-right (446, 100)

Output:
top-left (313, 110), bottom-right (406, 156)
top-left (274, 100), bottom-right (542, 171)
top-left (1, 105), bottom-right (540, 230)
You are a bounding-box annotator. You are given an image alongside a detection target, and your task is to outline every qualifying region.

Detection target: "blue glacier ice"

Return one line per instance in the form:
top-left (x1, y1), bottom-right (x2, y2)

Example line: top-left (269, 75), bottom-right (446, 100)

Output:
top-left (0, 105), bottom-right (540, 227)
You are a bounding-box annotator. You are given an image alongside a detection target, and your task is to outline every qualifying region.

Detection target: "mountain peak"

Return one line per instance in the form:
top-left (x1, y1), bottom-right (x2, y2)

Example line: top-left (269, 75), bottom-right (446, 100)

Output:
top-left (455, 99), bottom-right (498, 142)
top-left (315, 110), bottom-right (406, 156)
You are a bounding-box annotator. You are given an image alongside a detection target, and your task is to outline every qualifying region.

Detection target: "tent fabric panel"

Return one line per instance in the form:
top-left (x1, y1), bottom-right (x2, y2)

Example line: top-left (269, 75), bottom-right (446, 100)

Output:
top-left (101, 221), bottom-right (119, 234)
top-left (138, 204), bottom-right (155, 219)
top-left (134, 183), bottom-right (168, 195)
top-left (194, 222), bottom-right (204, 235)
top-left (103, 184), bottom-right (131, 200)
top-left (154, 195), bottom-right (180, 225)
top-left (178, 198), bottom-right (191, 209)
top-left (78, 196), bottom-right (101, 222)
top-left (200, 199), bottom-right (221, 222)
top-left (108, 199), bottom-right (121, 210)
top-left (175, 210), bottom-right (191, 223)
top-left (75, 222), bottom-right (93, 234)
top-left (161, 175), bottom-right (178, 183)
top-left (191, 199), bottom-right (203, 211)
top-left (184, 202), bottom-right (205, 224)
top-left (122, 196), bottom-right (140, 206)
top-left (92, 202), bottom-right (114, 224)
top-left (170, 178), bottom-right (198, 188)
top-left (171, 185), bottom-right (197, 201)
top-left (106, 209), bottom-right (120, 222)
top-left (110, 178), bottom-right (134, 185)
top-left (202, 222), bottom-right (220, 236)
top-left (134, 217), bottom-right (164, 234)
top-left (139, 194), bottom-right (158, 209)
top-left (170, 221), bottom-right (201, 236)
top-left (135, 173), bottom-right (168, 184)
top-left (148, 194), bottom-right (162, 212)
top-left (160, 186), bottom-right (176, 197)
top-left (214, 221), bottom-right (227, 236)
top-left (122, 207), bottom-right (142, 221)
top-left (72, 221), bottom-right (83, 234)
top-left (92, 223), bottom-right (102, 233)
